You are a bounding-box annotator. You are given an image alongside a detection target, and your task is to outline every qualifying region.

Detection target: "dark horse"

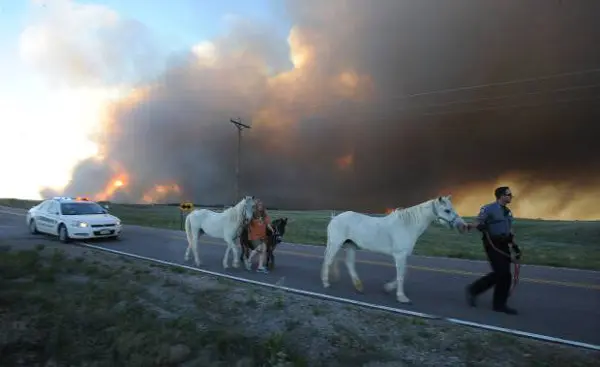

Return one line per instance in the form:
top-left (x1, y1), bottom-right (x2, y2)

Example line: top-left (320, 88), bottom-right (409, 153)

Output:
top-left (239, 217), bottom-right (288, 270)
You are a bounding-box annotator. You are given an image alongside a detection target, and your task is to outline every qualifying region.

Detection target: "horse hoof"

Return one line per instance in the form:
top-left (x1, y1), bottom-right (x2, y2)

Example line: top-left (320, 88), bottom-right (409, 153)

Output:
top-left (353, 279), bottom-right (364, 293)
top-left (222, 264), bottom-right (229, 269)
top-left (383, 283), bottom-right (396, 293)
top-left (322, 282), bottom-right (330, 289)
top-left (232, 262), bottom-right (240, 269)
top-left (397, 296), bottom-right (412, 304)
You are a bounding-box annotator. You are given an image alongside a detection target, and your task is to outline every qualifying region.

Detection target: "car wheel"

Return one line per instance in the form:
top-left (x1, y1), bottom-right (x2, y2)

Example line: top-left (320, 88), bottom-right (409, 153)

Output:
top-left (58, 224), bottom-right (70, 243)
top-left (29, 219), bottom-right (39, 235)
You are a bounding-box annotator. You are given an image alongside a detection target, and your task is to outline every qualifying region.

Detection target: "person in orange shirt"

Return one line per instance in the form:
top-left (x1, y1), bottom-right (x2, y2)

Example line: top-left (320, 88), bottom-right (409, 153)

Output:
top-left (247, 199), bottom-right (276, 273)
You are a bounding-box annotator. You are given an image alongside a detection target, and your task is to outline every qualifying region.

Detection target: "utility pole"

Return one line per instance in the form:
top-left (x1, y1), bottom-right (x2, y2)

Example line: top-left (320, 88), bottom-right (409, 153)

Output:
top-left (229, 117), bottom-right (251, 203)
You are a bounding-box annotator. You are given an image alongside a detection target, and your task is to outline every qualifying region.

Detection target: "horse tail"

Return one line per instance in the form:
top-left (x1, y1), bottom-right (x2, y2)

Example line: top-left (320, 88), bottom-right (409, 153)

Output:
top-left (322, 218), bottom-right (343, 282)
top-left (185, 212), bottom-right (194, 249)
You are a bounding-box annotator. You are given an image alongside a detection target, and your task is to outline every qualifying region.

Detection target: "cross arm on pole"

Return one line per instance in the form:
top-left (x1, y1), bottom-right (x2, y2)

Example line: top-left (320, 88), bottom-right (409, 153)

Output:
top-left (230, 118), bottom-right (251, 130)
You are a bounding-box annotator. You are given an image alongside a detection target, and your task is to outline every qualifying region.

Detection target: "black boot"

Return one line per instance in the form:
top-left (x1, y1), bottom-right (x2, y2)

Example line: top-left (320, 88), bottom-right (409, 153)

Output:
top-left (493, 305), bottom-right (518, 315)
top-left (465, 286), bottom-right (477, 307)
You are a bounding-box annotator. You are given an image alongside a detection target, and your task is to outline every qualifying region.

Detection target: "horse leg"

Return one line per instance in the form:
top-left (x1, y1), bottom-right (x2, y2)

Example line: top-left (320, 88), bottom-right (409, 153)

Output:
top-left (321, 240), bottom-right (343, 288)
top-left (222, 240), bottom-right (233, 269)
top-left (267, 248), bottom-right (275, 270)
top-left (344, 247), bottom-right (363, 293)
top-left (184, 217), bottom-right (192, 262)
top-left (246, 247), bottom-right (258, 271)
top-left (239, 242), bottom-right (247, 266)
top-left (392, 251), bottom-right (411, 304)
top-left (383, 279), bottom-right (397, 293)
top-left (184, 244), bottom-right (191, 262)
top-left (190, 231), bottom-right (203, 267)
top-left (231, 239), bottom-right (241, 269)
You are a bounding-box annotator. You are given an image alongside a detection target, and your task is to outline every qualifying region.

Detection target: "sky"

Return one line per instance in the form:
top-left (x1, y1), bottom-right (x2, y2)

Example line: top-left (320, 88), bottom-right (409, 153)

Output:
top-left (1, 0), bottom-right (599, 220)
top-left (0, 0), bottom-right (291, 199)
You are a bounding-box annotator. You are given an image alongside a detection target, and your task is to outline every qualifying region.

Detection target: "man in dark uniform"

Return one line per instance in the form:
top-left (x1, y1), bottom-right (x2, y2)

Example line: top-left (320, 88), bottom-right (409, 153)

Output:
top-left (465, 186), bottom-right (522, 315)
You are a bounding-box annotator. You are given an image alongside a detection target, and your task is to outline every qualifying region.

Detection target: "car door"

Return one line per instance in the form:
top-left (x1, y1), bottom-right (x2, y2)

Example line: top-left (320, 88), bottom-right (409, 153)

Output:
top-left (44, 201), bottom-right (61, 235)
top-left (32, 201), bottom-right (51, 233)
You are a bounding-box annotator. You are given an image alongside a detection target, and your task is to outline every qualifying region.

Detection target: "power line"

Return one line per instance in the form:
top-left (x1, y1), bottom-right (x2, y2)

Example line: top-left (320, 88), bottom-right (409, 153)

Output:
top-left (407, 83), bottom-right (600, 111)
top-left (390, 67), bottom-right (600, 100)
top-left (418, 94), bottom-right (600, 117)
top-left (271, 82), bottom-right (600, 119)
top-left (237, 67), bottom-right (600, 124)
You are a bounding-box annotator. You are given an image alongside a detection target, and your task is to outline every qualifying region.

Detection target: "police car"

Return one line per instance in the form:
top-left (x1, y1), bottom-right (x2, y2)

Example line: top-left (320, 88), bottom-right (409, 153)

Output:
top-left (26, 197), bottom-right (122, 243)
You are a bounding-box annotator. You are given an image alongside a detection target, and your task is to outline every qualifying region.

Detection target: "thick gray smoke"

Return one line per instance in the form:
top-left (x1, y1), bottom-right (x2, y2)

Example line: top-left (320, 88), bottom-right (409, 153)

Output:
top-left (49, 0), bottom-right (600, 215)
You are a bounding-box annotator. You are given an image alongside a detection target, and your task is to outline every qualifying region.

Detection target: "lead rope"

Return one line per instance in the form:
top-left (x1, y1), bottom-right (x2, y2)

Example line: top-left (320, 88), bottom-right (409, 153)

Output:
top-left (483, 231), bottom-right (521, 295)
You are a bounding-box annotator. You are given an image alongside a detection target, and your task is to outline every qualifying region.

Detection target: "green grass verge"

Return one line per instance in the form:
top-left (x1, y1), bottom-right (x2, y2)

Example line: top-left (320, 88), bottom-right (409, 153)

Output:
top-left (0, 244), bottom-right (305, 366)
top-left (2, 198), bottom-right (599, 270)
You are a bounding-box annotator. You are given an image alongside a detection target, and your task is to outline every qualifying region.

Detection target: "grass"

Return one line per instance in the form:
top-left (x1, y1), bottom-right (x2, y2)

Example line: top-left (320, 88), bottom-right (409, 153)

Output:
top-left (2, 198), bottom-right (600, 270)
top-left (1, 242), bottom-right (599, 366)
top-left (0, 244), bottom-right (304, 366)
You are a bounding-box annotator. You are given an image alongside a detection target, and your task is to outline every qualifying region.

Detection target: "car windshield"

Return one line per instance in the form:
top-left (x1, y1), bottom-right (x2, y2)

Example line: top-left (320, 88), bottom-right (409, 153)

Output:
top-left (61, 202), bottom-right (106, 215)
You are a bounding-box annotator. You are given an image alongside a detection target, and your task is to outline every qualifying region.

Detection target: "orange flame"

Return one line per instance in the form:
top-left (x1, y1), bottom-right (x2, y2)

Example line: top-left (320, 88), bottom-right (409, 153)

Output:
top-left (451, 174), bottom-right (600, 220)
top-left (336, 153), bottom-right (354, 170)
top-left (142, 183), bottom-right (182, 204)
top-left (93, 173), bottom-right (129, 201)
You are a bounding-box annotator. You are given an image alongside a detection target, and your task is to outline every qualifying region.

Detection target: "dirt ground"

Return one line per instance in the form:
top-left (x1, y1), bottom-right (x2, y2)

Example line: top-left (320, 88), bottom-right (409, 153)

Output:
top-left (1, 239), bottom-right (598, 367)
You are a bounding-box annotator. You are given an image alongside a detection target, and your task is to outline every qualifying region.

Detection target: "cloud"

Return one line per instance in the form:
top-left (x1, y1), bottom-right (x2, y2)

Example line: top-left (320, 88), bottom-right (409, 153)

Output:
top-left (40, 0), bottom-right (600, 219)
top-left (19, 0), bottom-right (162, 88)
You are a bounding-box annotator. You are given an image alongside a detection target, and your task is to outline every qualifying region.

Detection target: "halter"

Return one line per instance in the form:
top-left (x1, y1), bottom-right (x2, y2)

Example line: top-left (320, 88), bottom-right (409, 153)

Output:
top-left (431, 201), bottom-right (459, 228)
top-left (271, 221), bottom-right (283, 243)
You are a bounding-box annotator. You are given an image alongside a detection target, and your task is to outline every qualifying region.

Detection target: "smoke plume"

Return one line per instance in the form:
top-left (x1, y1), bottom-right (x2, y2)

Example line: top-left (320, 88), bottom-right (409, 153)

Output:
top-left (33, 0), bottom-right (600, 219)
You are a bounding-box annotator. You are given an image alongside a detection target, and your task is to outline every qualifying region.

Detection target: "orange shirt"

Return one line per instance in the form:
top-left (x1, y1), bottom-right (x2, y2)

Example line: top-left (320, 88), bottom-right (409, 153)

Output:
top-left (248, 215), bottom-right (271, 241)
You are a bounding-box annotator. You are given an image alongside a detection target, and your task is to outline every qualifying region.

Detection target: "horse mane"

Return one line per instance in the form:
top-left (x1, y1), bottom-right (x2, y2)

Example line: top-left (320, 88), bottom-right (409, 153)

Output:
top-left (222, 197), bottom-right (248, 222)
top-left (390, 199), bottom-right (435, 225)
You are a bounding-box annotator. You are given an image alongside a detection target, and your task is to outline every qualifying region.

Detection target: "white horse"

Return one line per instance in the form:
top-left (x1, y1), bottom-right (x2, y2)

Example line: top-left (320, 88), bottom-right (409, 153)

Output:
top-left (184, 196), bottom-right (256, 269)
top-left (321, 195), bottom-right (466, 304)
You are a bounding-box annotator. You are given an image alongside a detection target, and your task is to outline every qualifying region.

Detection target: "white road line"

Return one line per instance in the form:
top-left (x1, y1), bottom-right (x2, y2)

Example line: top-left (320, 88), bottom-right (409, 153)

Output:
top-left (78, 241), bottom-right (600, 352)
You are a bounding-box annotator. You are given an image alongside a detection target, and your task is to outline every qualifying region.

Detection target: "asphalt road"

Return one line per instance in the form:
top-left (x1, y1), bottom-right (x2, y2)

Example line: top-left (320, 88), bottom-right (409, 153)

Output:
top-left (1, 207), bottom-right (599, 347)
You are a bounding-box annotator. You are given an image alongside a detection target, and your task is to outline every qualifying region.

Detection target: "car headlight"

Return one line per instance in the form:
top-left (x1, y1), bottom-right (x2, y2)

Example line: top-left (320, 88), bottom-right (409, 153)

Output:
top-left (72, 221), bottom-right (88, 228)
top-left (115, 220), bottom-right (121, 226)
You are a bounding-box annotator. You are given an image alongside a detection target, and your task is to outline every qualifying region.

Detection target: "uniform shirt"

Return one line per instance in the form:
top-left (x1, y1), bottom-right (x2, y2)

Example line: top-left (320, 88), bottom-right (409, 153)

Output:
top-left (477, 201), bottom-right (513, 237)
top-left (248, 214), bottom-right (271, 241)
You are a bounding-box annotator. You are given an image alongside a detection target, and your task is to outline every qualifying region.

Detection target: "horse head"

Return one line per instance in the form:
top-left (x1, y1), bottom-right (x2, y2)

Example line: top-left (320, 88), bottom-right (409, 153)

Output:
top-left (241, 195), bottom-right (256, 225)
top-left (270, 217), bottom-right (288, 244)
top-left (431, 195), bottom-right (466, 231)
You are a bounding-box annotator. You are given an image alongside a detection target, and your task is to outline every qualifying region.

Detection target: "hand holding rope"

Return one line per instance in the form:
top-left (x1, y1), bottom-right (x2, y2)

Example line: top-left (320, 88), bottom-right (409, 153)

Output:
top-left (482, 230), bottom-right (522, 295)
top-left (467, 223), bottom-right (522, 295)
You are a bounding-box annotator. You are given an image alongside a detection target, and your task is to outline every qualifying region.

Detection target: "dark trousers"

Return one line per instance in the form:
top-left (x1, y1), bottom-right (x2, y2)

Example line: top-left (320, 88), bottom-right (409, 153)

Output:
top-left (468, 235), bottom-right (512, 308)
